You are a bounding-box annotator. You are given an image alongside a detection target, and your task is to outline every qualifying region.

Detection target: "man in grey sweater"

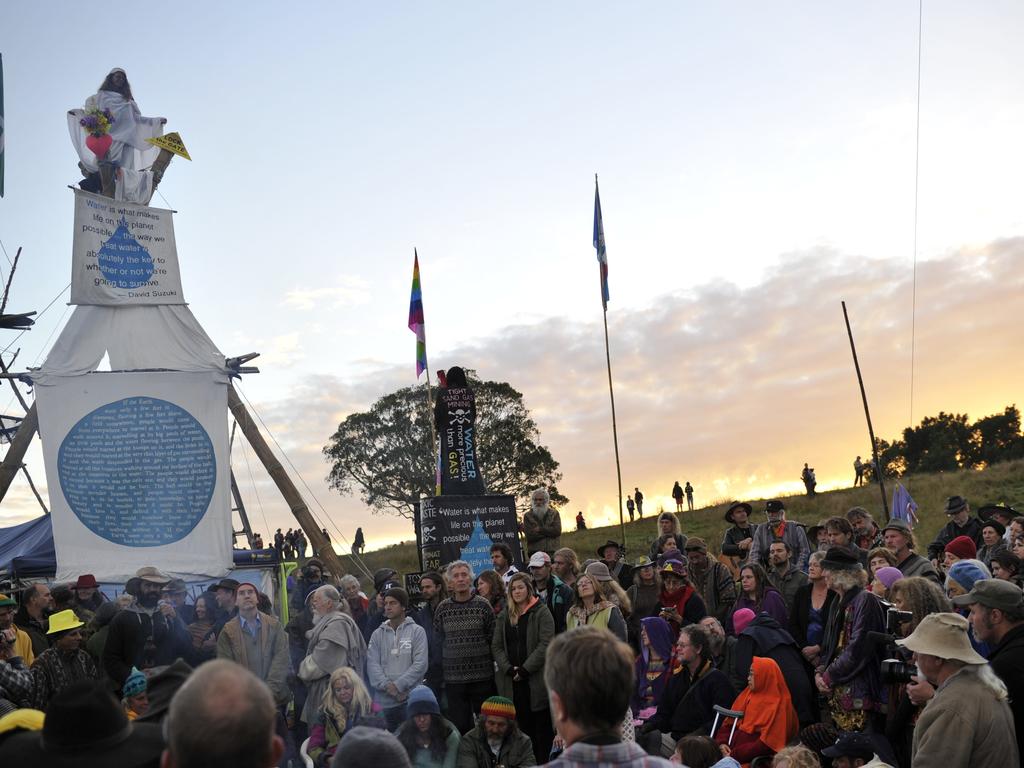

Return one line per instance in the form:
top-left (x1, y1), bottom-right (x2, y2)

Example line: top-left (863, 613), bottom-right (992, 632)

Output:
top-left (367, 587), bottom-right (428, 730)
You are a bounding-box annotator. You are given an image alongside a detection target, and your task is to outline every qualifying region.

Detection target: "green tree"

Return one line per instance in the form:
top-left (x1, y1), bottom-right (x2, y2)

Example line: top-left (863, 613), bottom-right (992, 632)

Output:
top-left (901, 411), bottom-right (972, 474)
top-left (968, 405), bottom-right (1024, 467)
top-left (324, 375), bottom-right (566, 519)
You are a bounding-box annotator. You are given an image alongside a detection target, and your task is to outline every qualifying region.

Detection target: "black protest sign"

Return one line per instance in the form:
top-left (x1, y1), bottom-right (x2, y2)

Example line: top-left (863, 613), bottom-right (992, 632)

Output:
top-left (434, 387), bottom-right (486, 495)
top-left (415, 495), bottom-right (521, 574)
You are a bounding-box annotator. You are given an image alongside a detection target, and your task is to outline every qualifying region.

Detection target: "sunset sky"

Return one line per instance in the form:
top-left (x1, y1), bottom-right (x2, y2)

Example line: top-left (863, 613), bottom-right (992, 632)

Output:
top-left (1, 3), bottom-right (1022, 552)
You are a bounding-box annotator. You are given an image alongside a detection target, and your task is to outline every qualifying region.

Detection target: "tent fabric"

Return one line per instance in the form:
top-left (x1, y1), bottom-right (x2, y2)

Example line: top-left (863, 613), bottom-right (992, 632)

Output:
top-left (29, 305), bottom-right (226, 385)
top-left (0, 514), bottom-right (277, 580)
top-left (0, 516), bottom-right (56, 575)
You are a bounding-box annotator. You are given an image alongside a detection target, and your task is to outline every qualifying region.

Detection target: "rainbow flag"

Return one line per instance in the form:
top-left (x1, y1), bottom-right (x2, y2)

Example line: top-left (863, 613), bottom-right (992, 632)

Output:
top-left (593, 178), bottom-right (608, 308)
top-left (408, 249), bottom-right (427, 377)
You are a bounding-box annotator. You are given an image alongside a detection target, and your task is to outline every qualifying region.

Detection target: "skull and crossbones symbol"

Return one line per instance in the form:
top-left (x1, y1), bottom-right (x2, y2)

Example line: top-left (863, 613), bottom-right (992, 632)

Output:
top-left (448, 408), bottom-right (471, 425)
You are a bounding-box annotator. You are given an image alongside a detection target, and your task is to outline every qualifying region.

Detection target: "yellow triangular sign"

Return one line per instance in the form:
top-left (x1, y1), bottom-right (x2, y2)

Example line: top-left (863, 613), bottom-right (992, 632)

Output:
top-left (146, 132), bottom-right (192, 161)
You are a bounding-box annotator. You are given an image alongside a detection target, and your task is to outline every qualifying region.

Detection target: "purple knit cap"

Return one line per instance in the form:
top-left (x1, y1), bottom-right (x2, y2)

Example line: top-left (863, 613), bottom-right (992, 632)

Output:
top-left (874, 566), bottom-right (903, 589)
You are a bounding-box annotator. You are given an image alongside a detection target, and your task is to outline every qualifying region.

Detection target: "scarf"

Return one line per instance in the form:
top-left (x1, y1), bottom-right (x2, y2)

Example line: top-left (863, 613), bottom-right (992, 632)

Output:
top-left (568, 599), bottom-right (613, 626)
top-left (730, 656), bottom-right (798, 753)
top-left (510, 595), bottom-right (539, 626)
top-left (659, 584), bottom-right (695, 615)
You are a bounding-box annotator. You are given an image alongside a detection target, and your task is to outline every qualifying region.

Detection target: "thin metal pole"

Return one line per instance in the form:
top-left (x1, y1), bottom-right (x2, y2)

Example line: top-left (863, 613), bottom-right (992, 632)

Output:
top-left (602, 304), bottom-right (626, 547)
top-left (842, 301), bottom-right (890, 518)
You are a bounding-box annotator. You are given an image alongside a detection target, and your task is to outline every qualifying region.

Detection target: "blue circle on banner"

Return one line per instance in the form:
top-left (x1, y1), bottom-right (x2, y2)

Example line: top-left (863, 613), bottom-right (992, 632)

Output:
top-left (97, 217), bottom-right (155, 289)
top-left (57, 397), bottom-right (216, 547)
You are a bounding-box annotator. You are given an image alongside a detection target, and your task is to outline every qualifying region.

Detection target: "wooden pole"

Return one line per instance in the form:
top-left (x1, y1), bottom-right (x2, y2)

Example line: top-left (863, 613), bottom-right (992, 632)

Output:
top-left (603, 304), bottom-right (626, 548)
top-left (841, 301), bottom-right (890, 518)
top-left (226, 383), bottom-right (345, 576)
top-left (595, 175), bottom-right (626, 548)
top-left (0, 402), bottom-right (37, 502)
top-left (229, 469), bottom-right (255, 548)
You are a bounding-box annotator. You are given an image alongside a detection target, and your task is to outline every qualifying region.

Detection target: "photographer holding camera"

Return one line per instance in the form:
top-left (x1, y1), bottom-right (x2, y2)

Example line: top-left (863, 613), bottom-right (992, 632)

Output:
top-left (897, 611), bottom-right (1018, 767)
top-left (881, 576), bottom-right (952, 766)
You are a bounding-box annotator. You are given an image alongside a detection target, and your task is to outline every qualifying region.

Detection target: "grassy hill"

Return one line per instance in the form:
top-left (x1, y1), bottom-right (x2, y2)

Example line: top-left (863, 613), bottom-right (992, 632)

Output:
top-left (336, 459), bottom-right (1024, 590)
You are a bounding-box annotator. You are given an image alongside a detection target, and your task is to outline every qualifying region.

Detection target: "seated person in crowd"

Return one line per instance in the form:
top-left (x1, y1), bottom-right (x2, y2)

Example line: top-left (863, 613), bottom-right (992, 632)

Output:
top-left (714, 657), bottom-right (798, 767)
top-left (307, 667), bottom-right (374, 768)
top-left (456, 696), bottom-right (537, 768)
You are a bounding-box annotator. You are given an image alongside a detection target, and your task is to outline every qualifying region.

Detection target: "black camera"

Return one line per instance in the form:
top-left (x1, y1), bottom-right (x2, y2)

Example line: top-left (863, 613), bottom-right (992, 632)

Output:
top-left (886, 607), bottom-right (913, 635)
top-left (880, 657), bottom-right (919, 685)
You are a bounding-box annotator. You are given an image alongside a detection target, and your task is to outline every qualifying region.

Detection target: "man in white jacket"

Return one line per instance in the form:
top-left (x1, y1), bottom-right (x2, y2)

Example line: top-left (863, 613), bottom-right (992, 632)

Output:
top-left (367, 587), bottom-right (428, 730)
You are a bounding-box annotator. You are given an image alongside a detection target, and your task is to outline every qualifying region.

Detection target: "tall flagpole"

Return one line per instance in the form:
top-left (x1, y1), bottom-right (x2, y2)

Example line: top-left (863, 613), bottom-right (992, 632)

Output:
top-left (410, 249), bottom-right (437, 489)
top-left (595, 175), bottom-right (626, 548)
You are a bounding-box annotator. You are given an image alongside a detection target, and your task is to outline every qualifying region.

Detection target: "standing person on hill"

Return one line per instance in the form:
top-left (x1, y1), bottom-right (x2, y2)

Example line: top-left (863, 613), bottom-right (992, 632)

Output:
top-left (684, 538), bottom-right (737, 625)
top-left (491, 572), bottom-right (555, 762)
top-left (527, 552), bottom-right (572, 634)
top-left (634, 487), bottom-right (645, 518)
top-left (927, 495), bottom-right (985, 567)
top-left (433, 561), bottom-right (496, 735)
top-left (522, 487), bottom-right (561, 558)
top-left (672, 481), bottom-right (684, 513)
top-left (749, 500), bottom-right (810, 572)
top-left (854, 455), bottom-right (865, 486)
top-left (626, 496), bottom-right (636, 522)
top-left (721, 502), bottom-right (758, 568)
top-left (883, 519), bottom-right (942, 584)
top-left (684, 482), bottom-right (694, 512)
top-left (367, 586), bottom-right (428, 731)
top-left (353, 527), bottom-right (365, 555)
top-left (649, 511), bottom-right (684, 561)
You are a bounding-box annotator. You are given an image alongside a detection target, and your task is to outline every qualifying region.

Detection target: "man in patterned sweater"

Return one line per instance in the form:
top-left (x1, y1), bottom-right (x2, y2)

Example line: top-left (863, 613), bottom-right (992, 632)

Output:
top-left (433, 559), bottom-right (496, 734)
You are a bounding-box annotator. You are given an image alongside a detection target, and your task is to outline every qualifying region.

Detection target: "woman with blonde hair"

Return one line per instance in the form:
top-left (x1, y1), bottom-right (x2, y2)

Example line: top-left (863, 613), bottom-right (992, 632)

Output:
top-left (307, 666), bottom-right (373, 767)
top-left (771, 745), bottom-right (821, 768)
top-left (586, 561), bottom-right (633, 617)
top-left (566, 573), bottom-right (628, 641)
top-left (492, 571), bottom-right (555, 762)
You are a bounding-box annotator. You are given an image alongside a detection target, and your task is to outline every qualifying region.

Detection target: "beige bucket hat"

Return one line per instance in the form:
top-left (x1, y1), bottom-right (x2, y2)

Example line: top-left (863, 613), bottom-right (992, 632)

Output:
top-left (896, 612), bottom-right (987, 665)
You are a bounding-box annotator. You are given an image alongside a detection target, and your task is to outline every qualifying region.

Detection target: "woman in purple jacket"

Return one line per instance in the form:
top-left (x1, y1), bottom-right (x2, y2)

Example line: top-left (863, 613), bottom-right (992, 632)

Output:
top-left (729, 563), bottom-right (788, 633)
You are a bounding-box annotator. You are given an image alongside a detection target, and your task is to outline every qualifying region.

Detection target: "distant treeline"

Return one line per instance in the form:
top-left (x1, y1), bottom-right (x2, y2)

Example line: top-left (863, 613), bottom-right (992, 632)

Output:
top-left (870, 405), bottom-right (1024, 478)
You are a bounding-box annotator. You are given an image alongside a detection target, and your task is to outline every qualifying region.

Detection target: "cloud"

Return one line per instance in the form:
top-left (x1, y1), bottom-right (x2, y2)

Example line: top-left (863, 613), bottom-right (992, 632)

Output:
top-left (232, 237), bottom-right (1024, 540)
top-left (8, 240), bottom-right (1020, 552)
top-left (282, 276), bottom-right (371, 311)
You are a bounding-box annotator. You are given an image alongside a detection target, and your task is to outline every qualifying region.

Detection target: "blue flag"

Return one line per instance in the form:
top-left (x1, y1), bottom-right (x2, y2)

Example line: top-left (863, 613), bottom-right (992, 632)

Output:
top-left (892, 482), bottom-right (919, 527)
top-left (593, 178), bottom-right (609, 308)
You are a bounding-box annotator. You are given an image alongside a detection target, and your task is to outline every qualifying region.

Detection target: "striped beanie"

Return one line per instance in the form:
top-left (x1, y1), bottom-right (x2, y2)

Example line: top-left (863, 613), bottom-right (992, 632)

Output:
top-left (480, 695), bottom-right (516, 720)
top-left (123, 667), bottom-right (147, 698)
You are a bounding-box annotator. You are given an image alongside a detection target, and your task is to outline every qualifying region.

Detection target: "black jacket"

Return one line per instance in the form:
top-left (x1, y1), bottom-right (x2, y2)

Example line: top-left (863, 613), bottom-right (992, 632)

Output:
top-left (926, 516), bottom-right (984, 561)
top-left (12, 606), bottom-right (48, 657)
top-left (988, 623), bottom-right (1024, 766)
top-left (733, 615), bottom-right (818, 727)
top-left (788, 582), bottom-right (837, 649)
top-left (644, 661), bottom-right (735, 739)
top-left (721, 524), bottom-right (758, 559)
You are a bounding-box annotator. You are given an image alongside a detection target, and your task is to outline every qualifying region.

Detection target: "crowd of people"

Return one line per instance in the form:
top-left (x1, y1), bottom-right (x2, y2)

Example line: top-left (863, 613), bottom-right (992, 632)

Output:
top-left (0, 490), bottom-right (1023, 768)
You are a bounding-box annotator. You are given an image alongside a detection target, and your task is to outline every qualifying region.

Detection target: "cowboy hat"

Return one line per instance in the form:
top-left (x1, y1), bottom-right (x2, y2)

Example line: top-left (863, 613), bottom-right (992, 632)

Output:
top-left (896, 612), bottom-right (987, 665)
top-left (724, 502), bottom-right (752, 524)
top-left (596, 540), bottom-right (622, 558)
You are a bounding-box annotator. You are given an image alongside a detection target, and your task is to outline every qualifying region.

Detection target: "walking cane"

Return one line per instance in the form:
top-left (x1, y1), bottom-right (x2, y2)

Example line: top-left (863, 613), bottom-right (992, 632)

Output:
top-left (710, 705), bottom-right (745, 745)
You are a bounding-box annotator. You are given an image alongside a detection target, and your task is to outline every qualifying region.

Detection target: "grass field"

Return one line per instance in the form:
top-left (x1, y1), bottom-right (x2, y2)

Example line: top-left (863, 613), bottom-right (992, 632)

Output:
top-left (335, 459), bottom-right (1024, 590)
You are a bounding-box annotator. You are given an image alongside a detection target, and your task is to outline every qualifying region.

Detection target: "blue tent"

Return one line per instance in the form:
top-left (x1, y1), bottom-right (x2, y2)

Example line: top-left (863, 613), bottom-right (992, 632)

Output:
top-left (0, 515), bottom-right (278, 578)
top-left (0, 515), bottom-right (55, 577)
